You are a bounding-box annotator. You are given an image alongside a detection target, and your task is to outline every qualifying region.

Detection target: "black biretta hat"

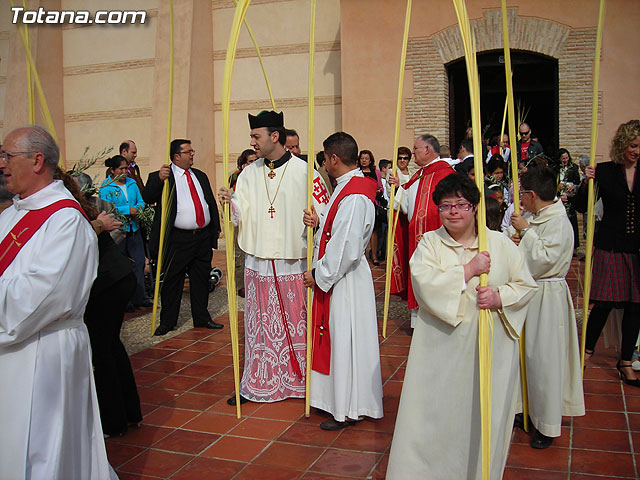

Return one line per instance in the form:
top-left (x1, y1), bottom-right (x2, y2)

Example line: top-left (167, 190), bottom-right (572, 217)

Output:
top-left (248, 110), bottom-right (284, 129)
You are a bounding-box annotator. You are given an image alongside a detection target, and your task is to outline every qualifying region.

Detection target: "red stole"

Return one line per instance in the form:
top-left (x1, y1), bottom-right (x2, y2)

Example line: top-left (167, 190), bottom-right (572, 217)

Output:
top-left (311, 176), bottom-right (377, 375)
top-left (403, 161), bottom-right (455, 309)
top-left (0, 199), bottom-right (89, 276)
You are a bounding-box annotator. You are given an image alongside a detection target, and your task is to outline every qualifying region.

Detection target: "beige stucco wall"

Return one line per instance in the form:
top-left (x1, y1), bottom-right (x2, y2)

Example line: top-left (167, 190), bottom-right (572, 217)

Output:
top-left (341, 0), bottom-right (640, 162)
top-left (1, 0), bottom-right (637, 192)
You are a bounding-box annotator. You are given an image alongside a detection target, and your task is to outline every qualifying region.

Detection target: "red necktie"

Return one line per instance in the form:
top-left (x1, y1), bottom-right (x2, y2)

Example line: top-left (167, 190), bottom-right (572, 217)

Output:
top-left (185, 170), bottom-right (205, 227)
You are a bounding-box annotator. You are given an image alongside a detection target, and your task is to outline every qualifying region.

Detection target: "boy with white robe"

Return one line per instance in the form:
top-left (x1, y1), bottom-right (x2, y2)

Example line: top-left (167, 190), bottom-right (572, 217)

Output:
top-left (509, 166), bottom-right (585, 449)
top-left (303, 132), bottom-right (384, 430)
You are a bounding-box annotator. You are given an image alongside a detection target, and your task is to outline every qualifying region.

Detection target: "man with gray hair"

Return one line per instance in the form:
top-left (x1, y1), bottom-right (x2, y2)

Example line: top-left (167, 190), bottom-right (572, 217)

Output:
top-left (388, 134), bottom-right (455, 329)
top-left (0, 126), bottom-right (114, 478)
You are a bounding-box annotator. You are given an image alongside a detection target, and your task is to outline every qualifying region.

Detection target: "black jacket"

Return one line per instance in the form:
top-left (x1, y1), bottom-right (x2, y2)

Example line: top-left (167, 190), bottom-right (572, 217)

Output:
top-left (143, 166), bottom-right (221, 259)
top-left (575, 161), bottom-right (640, 253)
top-left (516, 139), bottom-right (544, 163)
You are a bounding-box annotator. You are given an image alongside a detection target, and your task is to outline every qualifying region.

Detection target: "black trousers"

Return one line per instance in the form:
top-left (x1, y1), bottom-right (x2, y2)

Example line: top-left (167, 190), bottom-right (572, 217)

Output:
top-left (84, 272), bottom-right (142, 435)
top-left (585, 301), bottom-right (640, 361)
top-left (159, 228), bottom-right (212, 328)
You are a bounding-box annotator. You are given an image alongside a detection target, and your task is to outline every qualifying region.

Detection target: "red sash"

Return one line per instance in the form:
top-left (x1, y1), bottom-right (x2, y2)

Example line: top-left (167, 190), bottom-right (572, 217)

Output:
top-left (404, 161), bottom-right (455, 309)
top-left (311, 176), bottom-right (377, 375)
top-left (0, 199), bottom-right (89, 276)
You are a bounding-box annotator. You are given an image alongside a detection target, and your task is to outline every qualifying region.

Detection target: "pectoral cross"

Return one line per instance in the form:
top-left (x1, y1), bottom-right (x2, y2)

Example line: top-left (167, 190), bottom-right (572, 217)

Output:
top-left (268, 163), bottom-right (276, 179)
top-left (268, 205), bottom-right (276, 218)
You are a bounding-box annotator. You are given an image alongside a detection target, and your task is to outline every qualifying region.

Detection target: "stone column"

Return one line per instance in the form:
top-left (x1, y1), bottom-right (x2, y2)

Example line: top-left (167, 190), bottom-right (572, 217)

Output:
top-left (150, 0), bottom-right (216, 185)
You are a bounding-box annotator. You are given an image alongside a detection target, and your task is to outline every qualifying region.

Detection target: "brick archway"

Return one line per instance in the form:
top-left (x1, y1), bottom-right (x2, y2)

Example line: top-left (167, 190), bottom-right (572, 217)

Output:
top-left (405, 8), bottom-right (598, 159)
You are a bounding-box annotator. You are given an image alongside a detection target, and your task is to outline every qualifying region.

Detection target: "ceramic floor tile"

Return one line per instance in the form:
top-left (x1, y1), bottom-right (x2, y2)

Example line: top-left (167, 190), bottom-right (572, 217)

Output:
top-left (201, 435), bottom-right (269, 462)
top-left (118, 449), bottom-right (191, 477)
top-left (152, 429), bottom-right (220, 454)
top-left (165, 349), bottom-right (209, 363)
top-left (172, 363), bottom-right (218, 379)
top-left (134, 370), bottom-right (167, 387)
top-left (153, 375), bottom-right (202, 391)
top-left (624, 394), bottom-right (640, 413)
top-left (166, 392), bottom-right (222, 411)
top-left (132, 348), bottom-right (175, 361)
top-left (370, 453), bottom-right (389, 479)
top-left (570, 449), bottom-right (636, 477)
top-left (502, 467), bottom-right (567, 479)
top-left (189, 377), bottom-right (235, 395)
top-left (234, 465), bottom-right (302, 480)
top-left (277, 422), bottom-right (340, 447)
top-left (154, 338), bottom-right (196, 350)
top-left (253, 442), bottom-right (324, 470)
top-left (332, 429), bottom-right (393, 453)
top-left (105, 443), bottom-right (145, 468)
top-left (584, 393), bottom-right (625, 412)
top-left (309, 448), bottom-right (380, 477)
top-left (182, 412), bottom-right (242, 435)
top-left (572, 427), bottom-right (632, 452)
top-left (170, 457), bottom-right (246, 480)
top-left (251, 399), bottom-right (306, 421)
top-left (572, 411), bottom-right (628, 430)
top-left (229, 417), bottom-right (292, 440)
top-left (115, 473), bottom-right (162, 480)
top-left (506, 444), bottom-right (569, 471)
top-left (583, 380), bottom-right (623, 396)
top-left (142, 406), bottom-right (199, 428)
top-left (107, 424), bottom-right (175, 448)
top-left (141, 360), bottom-right (189, 375)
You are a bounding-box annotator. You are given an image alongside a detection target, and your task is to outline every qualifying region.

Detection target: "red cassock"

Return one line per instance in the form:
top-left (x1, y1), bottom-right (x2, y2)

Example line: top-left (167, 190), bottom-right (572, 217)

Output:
top-left (392, 161), bottom-right (455, 310)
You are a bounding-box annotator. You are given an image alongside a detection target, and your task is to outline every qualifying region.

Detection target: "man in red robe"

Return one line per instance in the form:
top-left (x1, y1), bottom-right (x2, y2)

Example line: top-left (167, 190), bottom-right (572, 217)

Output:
top-left (389, 134), bottom-right (455, 329)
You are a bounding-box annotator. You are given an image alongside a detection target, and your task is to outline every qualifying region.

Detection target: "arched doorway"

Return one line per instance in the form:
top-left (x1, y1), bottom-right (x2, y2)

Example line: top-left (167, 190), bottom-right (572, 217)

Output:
top-left (447, 50), bottom-right (558, 160)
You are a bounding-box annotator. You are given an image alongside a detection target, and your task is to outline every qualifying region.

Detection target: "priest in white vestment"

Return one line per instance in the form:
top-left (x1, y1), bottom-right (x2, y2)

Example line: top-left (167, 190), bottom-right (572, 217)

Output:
top-left (508, 166), bottom-right (585, 449)
top-left (303, 132), bottom-right (383, 430)
top-left (387, 173), bottom-right (537, 480)
top-left (218, 111), bottom-right (329, 404)
top-left (0, 126), bottom-right (114, 479)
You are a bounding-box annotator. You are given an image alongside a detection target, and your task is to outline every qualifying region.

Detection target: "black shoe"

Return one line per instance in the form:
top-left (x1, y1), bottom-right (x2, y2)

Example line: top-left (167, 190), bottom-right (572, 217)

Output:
top-left (530, 431), bottom-right (554, 449)
top-left (617, 361), bottom-right (640, 387)
top-left (135, 300), bottom-right (153, 308)
top-left (227, 394), bottom-right (249, 406)
top-left (154, 324), bottom-right (172, 336)
top-left (125, 303), bottom-right (136, 313)
top-left (320, 417), bottom-right (356, 431)
top-left (195, 321), bottom-right (223, 330)
top-left (238, 288), bottom-right (245, 298)
top-left (514, 413), bottom-right (524, 430)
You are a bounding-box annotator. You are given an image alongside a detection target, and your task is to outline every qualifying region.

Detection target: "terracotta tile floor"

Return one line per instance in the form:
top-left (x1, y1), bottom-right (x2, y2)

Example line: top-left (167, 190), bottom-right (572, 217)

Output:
top-left (108, 254), bottom-right (640, 479)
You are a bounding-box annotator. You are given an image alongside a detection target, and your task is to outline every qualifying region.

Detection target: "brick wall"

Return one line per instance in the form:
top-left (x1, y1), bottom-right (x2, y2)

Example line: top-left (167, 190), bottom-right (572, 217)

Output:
top-left (405, 8), bottom-right (599, 159)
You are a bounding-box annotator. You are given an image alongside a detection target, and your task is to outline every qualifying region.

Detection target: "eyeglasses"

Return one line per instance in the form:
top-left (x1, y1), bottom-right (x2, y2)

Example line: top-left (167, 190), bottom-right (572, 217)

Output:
top-left (180, 149), bottom-right (195, 155)
top-left (0, 151), bottom-right (36, 162)
top-left (437, 202), bottom-right (474, 213)
top-left (398, 156), bottom-right (410, 161)
top-left (519, 130), bottom-right (531, 136)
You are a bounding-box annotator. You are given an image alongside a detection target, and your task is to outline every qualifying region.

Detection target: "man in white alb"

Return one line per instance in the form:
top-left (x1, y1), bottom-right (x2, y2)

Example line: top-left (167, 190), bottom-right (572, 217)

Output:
top-left (0, 125), bottom-right (114, 479)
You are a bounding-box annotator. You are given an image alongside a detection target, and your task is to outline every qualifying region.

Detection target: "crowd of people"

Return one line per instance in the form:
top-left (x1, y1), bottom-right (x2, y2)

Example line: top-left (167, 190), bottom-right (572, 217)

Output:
top-left (1, 115), bottom-right (639, 479)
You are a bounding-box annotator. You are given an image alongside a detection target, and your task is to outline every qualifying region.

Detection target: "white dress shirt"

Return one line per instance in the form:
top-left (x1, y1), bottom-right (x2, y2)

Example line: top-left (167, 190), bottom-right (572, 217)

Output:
top-left (171, 163), bottom-right (211, 230)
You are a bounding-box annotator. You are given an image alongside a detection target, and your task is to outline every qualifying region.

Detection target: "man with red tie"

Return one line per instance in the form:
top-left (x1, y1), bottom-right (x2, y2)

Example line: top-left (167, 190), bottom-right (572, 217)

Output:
top-left (143, 139), bottom-right (221, 336)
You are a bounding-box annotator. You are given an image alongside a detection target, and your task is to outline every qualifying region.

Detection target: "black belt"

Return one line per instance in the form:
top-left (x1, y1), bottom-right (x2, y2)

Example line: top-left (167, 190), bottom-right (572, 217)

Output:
top-left (173, 227), bottom-right (207, 235)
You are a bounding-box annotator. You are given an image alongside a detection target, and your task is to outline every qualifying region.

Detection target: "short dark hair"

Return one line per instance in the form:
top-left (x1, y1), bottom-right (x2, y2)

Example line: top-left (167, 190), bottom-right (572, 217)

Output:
top-left (485, 196), bottom-right (502, 231)
top-left (119, 140), bottom-right (133, 155)
top-left (358, 149), bottom-right (376, 169)
top-left (520, 166), bottom-right (558, 202)
top-left (432, 173), bottom-right (480, 206)
top-left (105, 154), bottom-right (127, 170)
top-left (459, 138), bottom-right (474, 155)
top-left (170, 139), bottom-right (191, 161)
top-left (486, 154), bottom-right (504, 174)
top-left (323, 132), bottom-right (359, 166)
top-left (284, 128), bottom-right (298, 138)
top-left (379, 159), bottom-right (392, 170)
top-left (266, 126), bottom-right (286, 146)
top-left (398, 146), bottom-right (411, 158)
top-left (237, 149), bottom-right (256, 169)
top-left (316, 150), bottom-right (326, 166)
